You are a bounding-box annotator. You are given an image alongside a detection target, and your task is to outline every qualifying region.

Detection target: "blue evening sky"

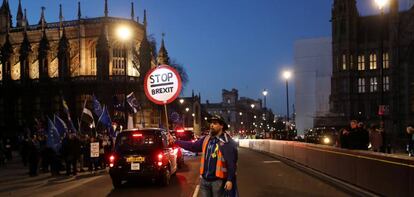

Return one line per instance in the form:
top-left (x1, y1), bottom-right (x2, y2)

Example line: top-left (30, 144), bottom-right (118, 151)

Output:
top-left (8, 0), bottom-right (410, 115)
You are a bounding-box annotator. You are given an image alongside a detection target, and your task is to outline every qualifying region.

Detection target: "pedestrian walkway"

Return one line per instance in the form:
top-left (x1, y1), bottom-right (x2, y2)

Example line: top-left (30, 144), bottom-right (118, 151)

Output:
top-left (0, 151), bottom-right (106, 196)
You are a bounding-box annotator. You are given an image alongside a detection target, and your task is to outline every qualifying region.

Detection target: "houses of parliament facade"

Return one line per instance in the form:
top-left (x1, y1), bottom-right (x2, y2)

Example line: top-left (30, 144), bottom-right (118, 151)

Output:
top-left (0, 0), bottom-right (169, 135)
top-left (326, 0), bottom-right (414, 138)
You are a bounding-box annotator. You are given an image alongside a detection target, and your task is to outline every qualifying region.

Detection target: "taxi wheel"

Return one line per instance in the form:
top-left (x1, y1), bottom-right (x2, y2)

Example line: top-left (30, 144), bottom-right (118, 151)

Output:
top-left (159, 169), bottom-right (170, 187)
top-left (112, 177), bottom-right (122, 188)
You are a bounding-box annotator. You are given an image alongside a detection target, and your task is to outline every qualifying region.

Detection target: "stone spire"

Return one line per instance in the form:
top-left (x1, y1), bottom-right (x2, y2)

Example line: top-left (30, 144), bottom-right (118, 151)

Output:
top-left (38, 25), bottom-right (50, 80)
top-left (104, 0), bottom-right (108, 17)
top-left (0, 0), bottom-right (12, 32)
top-left (19, 29), bottom-right (32, 81)
top-left (59, 4), bottom-right (63, 37)
top-left (96, 25), bottom-right (110, 80)
top-left (38, 6), bottom-right (46, 27)
top-left (143, 9), bottom-right (147, 28)
top-left (1, 33), bottom-right (13, 81)
top-left (16, 0), bottom-right (23, 27)
top-left (23, 9), bottom-right (28, 27)
top-left (131, 2), bottom-right (135, 20)
top-left (78, 1), bottom-right (81, 20)
top-left (157, 33), bottom-right (170, 65)
top-left (58, 23), bottom-right (70, 81)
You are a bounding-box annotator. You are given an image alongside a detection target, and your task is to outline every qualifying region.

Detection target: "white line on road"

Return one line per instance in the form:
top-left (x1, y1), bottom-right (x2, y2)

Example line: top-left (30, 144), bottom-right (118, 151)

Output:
top-left (192, 184), bottom-right (200, 197)
top-left (43, 175), bottom-right (103, 197)
top-left (263, 160), bottom-right (281, 163)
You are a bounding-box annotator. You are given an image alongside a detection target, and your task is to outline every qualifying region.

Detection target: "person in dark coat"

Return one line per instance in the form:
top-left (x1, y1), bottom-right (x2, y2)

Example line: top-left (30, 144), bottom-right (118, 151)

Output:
top-left (62, 133), bottom-right (81, 175)
top-left (169, 115), bottom-right (239, 197)
top-left (28, 136), bottom-right (40, 176)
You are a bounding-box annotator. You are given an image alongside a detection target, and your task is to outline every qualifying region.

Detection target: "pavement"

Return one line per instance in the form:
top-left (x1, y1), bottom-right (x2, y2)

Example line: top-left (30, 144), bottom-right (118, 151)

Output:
top-left (0, 151), bottom-right (106, 196)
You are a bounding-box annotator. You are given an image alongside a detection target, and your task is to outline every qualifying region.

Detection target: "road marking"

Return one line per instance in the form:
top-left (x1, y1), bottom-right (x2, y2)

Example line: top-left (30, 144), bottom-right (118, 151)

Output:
top-left (43, 175), bottom-right (103, 196)
top-left (192, 184), bottom-right (200, 197)
top-left (263, 160), bottom-right (281, 163)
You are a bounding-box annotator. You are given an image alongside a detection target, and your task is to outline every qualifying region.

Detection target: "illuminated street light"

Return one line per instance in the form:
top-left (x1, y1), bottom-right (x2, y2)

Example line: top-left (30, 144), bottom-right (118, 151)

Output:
top-left (239, 112), bottom-right (243, 116)
top-left (374, 0), bottom-right (388, 10)
top-left (282, 70), bottom-right (292, 123)
top-left (179, 99), bottom-right (184, 104)
top-left (116, 25), bottom-right (133, 128)
top-left (185, 107), bottom-right (189, 112)
top-left (374, 0), bottom-right (389, 125)
top-left (251, 104), bottom-right (255, 109)
top-left (116, 25), bottom-right (132, 41)
top-left (262, 89), bottom-right (268, 109)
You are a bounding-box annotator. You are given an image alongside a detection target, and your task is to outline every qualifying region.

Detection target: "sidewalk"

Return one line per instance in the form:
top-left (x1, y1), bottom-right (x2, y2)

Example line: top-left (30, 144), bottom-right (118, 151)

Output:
top-left (0, 151), bottom-right (107, 196)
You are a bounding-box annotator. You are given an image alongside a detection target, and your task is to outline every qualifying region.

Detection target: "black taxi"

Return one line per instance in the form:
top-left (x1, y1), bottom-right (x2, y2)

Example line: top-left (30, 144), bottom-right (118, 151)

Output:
top-left (108, 128), bottom-right (178, 188)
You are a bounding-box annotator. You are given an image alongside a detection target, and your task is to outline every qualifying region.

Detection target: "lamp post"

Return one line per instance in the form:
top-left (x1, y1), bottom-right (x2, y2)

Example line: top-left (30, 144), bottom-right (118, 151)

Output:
top-left (116, 25), bottom-right (132, 128)
top-left (374, 0), bottom-right (388, 122)
top-left (283, 70), bottom-right (292, 123)
top-left (262, 89), bottom-right (268, 109)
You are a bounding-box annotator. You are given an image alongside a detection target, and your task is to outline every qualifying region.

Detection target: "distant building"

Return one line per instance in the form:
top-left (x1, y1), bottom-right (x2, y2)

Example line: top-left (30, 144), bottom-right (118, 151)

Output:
top-left (294, 37), bottom-right (332, 135)
top-left (329, 0), bottom-right (414, 139)
top-left (203, 88), bottom-right (274, 136)
top-left (0, 0), bottom-right (168, 136)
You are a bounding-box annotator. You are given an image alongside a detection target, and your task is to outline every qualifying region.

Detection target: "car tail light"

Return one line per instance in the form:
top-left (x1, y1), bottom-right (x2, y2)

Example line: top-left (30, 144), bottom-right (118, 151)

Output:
top-left (157, 162), bottom-right (163, 166)
top-left (177, 129), bottom-right (184, 133)
top-left (191, 139), bottom-right (196, 143)
top-left (109, 154), bottom-right (116, 168)
top-left (132, 133), bottom-right (142, 137)
top-left (158, 153), bottom-right (163, 160)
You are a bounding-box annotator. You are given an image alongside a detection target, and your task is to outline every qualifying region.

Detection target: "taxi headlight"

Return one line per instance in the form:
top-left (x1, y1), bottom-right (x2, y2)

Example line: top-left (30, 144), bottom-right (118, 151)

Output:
top-left (323, 137), bottom-right (330, 144)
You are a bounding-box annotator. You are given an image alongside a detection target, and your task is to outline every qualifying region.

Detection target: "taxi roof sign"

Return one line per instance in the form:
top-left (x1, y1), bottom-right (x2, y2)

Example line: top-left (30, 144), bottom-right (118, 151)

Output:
top-left (144, 65), bottom-right (182, 105)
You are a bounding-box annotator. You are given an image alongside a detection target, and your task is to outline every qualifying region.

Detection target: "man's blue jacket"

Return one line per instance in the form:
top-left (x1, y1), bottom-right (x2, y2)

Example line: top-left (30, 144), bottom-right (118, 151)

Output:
top-left (175, 132), bottom-right (239, 197)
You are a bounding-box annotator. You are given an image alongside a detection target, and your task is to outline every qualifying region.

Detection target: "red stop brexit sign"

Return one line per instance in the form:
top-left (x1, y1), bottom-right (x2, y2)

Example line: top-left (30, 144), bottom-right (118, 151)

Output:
top-left (144, 65), bottom-right (182, 105)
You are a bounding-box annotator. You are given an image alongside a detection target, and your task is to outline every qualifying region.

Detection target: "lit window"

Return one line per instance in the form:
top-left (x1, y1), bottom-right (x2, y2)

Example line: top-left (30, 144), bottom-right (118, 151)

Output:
top-left (369, 53), bottom-right (377, 70)
top-left (342, 54), bottom-right (347, 70)
top-left (90, 45), bottom-right (96, 75)
top-left (358, 78), bottom-right (365, 93)
top-left (370, 77), bottom-right (378, 92)
top-left (383, 76), bottom-right (389, 91)
top-left (383, 52), bottom-right (389, 69)
top-left (358, 55), bottom-right (365, 70)
top-left (112, 48), bottom-right (126, 75)
top-left (350, 55), bottom-right (353, 69)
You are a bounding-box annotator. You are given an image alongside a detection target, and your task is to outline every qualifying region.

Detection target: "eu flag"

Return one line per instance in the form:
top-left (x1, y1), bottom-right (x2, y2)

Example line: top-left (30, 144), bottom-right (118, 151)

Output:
top-left (92, 95), bottom-right (104, 117)
top-left (54, 114), bottom-right (68, 136)
top-left (47, 117), bottom-right (61, 152)
top-left (98, 105), bottom-right (115, 137)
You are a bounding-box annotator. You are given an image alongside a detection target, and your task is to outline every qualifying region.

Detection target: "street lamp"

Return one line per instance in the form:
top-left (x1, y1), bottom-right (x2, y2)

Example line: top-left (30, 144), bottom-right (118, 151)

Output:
top-left (374, 0), bottom-right (388, 123)
top-left (250, 104), bottom-right (255, 109)
top-left (179, 99), bottom-right (184, 104)
top-left (262, 89), bottom-right (268, 109)
top-left (283, 70), bottom-right (292, 123)
top-left (116, 25), bottom-right (133, 128)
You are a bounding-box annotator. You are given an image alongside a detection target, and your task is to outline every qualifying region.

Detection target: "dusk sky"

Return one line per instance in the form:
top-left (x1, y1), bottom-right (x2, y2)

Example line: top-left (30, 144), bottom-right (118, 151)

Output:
top-left (8, 0), bottom-right (410, 115)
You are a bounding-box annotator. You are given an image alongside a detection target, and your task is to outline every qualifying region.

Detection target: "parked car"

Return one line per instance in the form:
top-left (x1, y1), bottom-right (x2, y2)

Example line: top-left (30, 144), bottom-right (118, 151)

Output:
top-left (108, 128), bottom-right (178, 188)
top-left (171, 129), bottom-right (197, 157)
top-left (304, 127), bottom-right (336, 146)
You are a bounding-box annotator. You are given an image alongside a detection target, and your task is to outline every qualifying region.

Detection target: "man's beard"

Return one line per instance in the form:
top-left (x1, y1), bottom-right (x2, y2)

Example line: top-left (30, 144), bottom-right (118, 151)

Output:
top-left (209, 128), bottom-right (219, 136)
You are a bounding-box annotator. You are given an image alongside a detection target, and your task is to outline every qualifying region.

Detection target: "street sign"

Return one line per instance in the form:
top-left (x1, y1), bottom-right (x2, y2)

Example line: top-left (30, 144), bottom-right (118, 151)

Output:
top-left (144, 65), bottom-right (182, 105)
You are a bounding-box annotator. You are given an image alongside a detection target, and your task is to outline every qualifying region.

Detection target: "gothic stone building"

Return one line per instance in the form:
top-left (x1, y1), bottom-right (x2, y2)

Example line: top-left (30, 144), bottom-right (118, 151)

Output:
top-left (0, 0), bottom-right (167, 136)
top-left (329, 0), bottom-right (414, 138)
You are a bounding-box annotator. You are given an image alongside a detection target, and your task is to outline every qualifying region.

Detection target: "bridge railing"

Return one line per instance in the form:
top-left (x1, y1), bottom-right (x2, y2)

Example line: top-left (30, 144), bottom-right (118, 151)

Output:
top-left (239, 139), bottom-right (414, 197)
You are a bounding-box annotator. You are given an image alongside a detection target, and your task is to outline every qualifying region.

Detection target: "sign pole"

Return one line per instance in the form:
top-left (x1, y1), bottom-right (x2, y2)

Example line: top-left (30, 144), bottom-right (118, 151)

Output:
top-left (164, 103), bottom-right (169, 133)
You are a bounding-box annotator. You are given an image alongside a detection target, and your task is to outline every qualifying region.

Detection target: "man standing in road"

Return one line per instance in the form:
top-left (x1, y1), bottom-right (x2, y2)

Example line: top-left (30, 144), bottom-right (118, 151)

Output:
top-left (169, 115), bottom-right (239, 197)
